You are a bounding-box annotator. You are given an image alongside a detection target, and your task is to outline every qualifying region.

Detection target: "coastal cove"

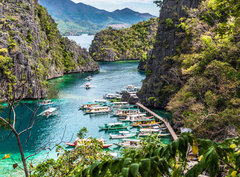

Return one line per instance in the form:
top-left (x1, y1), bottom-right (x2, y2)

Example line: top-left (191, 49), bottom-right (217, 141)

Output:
top-left (0, 61), bottom-right (171, 176)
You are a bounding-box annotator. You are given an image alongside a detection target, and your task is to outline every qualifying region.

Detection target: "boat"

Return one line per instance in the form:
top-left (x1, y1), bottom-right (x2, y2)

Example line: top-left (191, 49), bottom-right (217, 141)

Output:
top-left (94, 100), bottom-right (108, 105)
top-left (85, 106), bottom-right (112, 114)
top-left (130, 119), bottom-right (160, 127)
top-left (138, 128), bottom-right (162, 137)
top-left (119, 114), bottom-right (151, 122)
top-left (37, 108), bottom-right (57, 118)
top-left (66, 138), bottom-right (113, 149)
top-left (109, 131), bottom-right (136, 139)
top-left (114, 109), bottom-right (141, 117)
top-left (112, 102), bottom-right (130, 108)
top-left (79, 100), bottom-right (109, 110)
top-left (85, 83), bottom-right (91, 89)
top-left (158, 133), bottom-right (171, 137)
top-left (103, 93), bottom-right (121, 100)
top-left (85, 76), bottom-right (92, 81)
top-left (121, 85), bottom-right (140, 93)
top-left (99, 122), bottom-right (128, 131)
top-left (39, 100), bottom-right (54, 106)
top-left (79, 103), bottom-right (101, 110)
top-left (115, 139), bottom-right (141, 148)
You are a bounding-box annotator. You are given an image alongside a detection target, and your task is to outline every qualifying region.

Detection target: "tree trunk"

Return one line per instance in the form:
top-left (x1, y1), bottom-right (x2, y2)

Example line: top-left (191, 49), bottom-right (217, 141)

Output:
top-left (16, 134), bottom-right (29, 177)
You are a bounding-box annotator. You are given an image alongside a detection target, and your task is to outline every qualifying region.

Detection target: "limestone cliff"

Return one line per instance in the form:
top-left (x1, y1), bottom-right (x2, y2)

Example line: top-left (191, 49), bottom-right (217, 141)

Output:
top-left (0, 0), bottom-right (99, 100)
top-left (89, 18), bottom-right (158, 62)
top-left (138, 0), bottom-right (240, 140)
top-left (138, 0), bottom-right (199, 108)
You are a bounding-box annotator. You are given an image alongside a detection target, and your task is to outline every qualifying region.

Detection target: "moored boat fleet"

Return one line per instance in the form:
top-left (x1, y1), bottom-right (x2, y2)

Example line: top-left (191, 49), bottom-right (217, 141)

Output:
top-left (75, 85), bottom-right (171, 149)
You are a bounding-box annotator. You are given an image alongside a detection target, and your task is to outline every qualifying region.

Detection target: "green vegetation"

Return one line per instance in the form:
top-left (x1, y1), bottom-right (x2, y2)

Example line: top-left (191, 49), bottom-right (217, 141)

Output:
top-left (162, 0), bottom-right (240, 140)
top-left (33, 132), bottom-right (240, 176)
top-left (89, 18), bottom-right (158, 61)
top-left (0, 1), bottom-right (97, 100)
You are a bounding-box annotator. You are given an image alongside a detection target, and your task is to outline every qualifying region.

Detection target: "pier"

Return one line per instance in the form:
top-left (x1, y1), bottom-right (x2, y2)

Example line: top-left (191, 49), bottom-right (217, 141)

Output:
top-left (136, 102), bottom-right (178, 141)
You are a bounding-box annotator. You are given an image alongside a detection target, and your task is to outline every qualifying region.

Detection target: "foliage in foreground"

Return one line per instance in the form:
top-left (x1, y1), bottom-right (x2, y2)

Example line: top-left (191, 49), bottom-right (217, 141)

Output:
top-left (33, 133), bottom-right (240, 177)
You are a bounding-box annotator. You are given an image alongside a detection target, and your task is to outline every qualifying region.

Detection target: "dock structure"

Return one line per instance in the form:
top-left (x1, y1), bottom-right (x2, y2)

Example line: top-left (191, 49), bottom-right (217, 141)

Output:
top-left (136, 102), bottom-right (178, 141)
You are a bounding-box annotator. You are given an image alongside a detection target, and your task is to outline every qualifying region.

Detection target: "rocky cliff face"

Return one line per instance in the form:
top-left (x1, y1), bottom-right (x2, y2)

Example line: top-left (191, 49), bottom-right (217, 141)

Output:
top-left (89, 18), bottom-right (158, 62)
top-left (138, 0), bottom-right (240, 140)
top-left (138, 0), bottom-right (199, 108)
top-left (0, 0), bottom-right (99, 100)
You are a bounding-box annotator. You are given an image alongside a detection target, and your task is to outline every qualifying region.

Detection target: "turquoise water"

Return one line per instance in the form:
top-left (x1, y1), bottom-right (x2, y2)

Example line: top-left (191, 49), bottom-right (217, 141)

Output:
top-left (0, 61), bottom-right (152, 176)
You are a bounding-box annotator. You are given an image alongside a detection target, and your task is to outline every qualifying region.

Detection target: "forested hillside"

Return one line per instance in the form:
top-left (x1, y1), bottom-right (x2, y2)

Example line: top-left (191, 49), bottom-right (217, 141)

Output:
top-left (89, 18), bottom-right (158, 62)
top-left (138, 0), bottom-right (240, 140)
top-left (38, 0), bottom-right (155, 35)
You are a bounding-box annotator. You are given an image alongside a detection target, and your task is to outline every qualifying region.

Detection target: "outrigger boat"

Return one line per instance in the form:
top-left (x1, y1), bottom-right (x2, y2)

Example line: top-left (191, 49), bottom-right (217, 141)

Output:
top-left (112, 102), bottom-right (129, 108)
top-left (99, 122), bottom-right (128, 131)
top-left (130, 119), bottom-right (160, 127)
top-left (85, 76), bottom-right (92, 81)
top-left (103, 93), bottom-right (121, 100)
top-left (115, 139), bottom-right (141, 149)
top-left (85, 106), bottom-right (112, 114)
top-left (121, 85), bottom-right (140, 93)
top-left (37, 108), bottom-right (57, 118)
top-left (109, 131), bottom-right (136, 139)
top-left (65, 138), bottom-right (113, 149)
top-left (119, 114), bottom-right (150, 122)
top-left (138, 128), bottom-right (162, 137)
top-left (114, 109), bottom-right (141, 117)
top-left (79, 100), bottom-right (109, 110)
top-left (85, 83), bottom-right (91, 89)
top-left (39, 100), bottom-right (54, 106)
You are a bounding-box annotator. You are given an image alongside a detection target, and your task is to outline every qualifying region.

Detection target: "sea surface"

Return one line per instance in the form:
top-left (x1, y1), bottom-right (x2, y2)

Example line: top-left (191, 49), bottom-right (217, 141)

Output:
top-left (0, 36), bottom-right (170, 176)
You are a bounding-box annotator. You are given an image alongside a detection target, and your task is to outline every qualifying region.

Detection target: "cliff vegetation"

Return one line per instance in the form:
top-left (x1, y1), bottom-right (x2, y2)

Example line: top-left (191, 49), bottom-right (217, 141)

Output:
top-left (0, 0), bottom-right (99, 100)
top-left (89, 18), bottom-right (158, 62)
top-left (139, 0), bottom-right (240, 140)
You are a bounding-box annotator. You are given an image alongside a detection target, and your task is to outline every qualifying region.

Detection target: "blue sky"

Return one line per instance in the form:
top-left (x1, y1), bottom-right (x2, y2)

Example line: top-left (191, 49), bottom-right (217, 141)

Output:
top-left (71, 0), bottom-right (160, 16)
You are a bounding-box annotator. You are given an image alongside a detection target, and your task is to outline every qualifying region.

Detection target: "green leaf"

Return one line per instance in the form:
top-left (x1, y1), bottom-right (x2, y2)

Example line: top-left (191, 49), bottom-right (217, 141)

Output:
top-left (129, 163), bottom-right (139, 177)
top-left (123, 158), bottom-right (132, 167)
top-left (122, 167), bottom-right (129, 177)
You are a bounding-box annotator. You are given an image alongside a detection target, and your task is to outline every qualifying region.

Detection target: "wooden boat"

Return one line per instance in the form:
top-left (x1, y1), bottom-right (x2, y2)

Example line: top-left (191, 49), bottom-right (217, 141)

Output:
top-left (119, 114), bottom-right (152, 122)
top-left (138, 128), bottom-right (162, 137)
top-left (115, 139), bottom-right (141, 148)
top-left (79, 103), bottom-right (100, 110)
top-left (112, 102), bottom-right (129, 108)
top-left (114, 109), bottom-right (141, 117)
top-left (85, 83), bottom-right (91, 89)
top-left (85, 76), bottom-right (92, 81)
top-left (103, 93), bottom-right (121, 100)
top-left (85, 106), bottom-right (112, 114)
top-left (130, 119), bottom-right (160, 127)
top-left (158, 133), bottom-right (171, 137)
top-left (37, 108), bottom-right (57, 118)
top-left (94, 100), bottom-right (108, 105)
top-left (122, 85), bottom-right (140, 93)
top-left (110, 131), bottom-right (136, 139)
top-left (79, 100), bottom-right (109, 110)
top-left (39, 100), bottom-right (54, 106)
top-left (99, 122), bottom-right (128, 131)
top-left (66, 138), bottom-right (113, 149)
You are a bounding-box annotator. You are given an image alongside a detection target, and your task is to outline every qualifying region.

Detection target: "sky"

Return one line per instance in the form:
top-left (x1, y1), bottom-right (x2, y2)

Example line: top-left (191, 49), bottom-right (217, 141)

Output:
top-left (71, 0), bottom-right (160, 16)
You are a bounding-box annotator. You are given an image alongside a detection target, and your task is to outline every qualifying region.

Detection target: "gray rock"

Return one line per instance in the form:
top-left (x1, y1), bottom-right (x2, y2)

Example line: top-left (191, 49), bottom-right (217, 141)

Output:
top-left (0, 0), bottom-right (99, 101)
top-left (138, 0), bottom-right (199, 108)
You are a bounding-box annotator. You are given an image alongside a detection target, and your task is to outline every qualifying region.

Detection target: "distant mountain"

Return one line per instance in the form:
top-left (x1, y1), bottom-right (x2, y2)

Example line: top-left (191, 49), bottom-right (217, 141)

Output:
top-left (38, 0), bottom-right (155, 35)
